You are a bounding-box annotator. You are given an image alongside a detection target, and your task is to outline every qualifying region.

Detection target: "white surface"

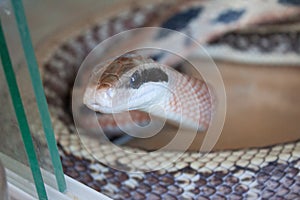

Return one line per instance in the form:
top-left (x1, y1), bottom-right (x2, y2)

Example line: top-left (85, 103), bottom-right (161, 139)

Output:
top-left (6, 168), bottom-right (112, 200)
top-left (65, 175), bottom-right (112, 200)
top-left (8, 183), bottom-right (36, 200)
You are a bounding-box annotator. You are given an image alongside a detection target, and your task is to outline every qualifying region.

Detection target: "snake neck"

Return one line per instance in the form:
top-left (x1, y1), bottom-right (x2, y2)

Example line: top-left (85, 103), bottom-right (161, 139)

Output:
top-left (146, 68), bottom-right (213, 132)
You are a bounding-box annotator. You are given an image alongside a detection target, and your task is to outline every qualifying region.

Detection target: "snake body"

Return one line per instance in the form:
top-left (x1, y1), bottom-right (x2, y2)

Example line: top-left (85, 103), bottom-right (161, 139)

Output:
top-left (41, 1), bottom-right (300, 199)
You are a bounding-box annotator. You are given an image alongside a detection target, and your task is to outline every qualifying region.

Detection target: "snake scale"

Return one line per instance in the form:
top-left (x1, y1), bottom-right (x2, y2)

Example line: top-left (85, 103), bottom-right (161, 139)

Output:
top-left (40, 0), bottom-right (300, 199)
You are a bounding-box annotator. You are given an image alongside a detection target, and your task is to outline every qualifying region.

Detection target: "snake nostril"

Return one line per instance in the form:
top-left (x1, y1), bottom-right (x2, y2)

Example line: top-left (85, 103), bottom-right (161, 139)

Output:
top-left (97, 82), bottom-right (111, 89)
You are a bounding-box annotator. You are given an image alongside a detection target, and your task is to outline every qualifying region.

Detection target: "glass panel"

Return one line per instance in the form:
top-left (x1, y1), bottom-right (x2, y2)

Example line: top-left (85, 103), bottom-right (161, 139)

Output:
top-left (0, 0), bottom-right (66, 197)
top-left (9, 0), bottom-right (66, 192)
top-left (0, 25), bottom-right (45, 199)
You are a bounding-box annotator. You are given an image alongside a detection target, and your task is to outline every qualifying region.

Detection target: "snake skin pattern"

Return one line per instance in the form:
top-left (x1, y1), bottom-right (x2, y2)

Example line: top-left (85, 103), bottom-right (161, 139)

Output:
top-left (41, 1), bottom-right (300, 199)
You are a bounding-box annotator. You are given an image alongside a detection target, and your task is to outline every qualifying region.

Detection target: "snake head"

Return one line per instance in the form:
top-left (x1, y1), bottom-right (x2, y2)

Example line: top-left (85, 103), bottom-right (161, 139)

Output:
top-left (83, 53), bottom-right (170, 114)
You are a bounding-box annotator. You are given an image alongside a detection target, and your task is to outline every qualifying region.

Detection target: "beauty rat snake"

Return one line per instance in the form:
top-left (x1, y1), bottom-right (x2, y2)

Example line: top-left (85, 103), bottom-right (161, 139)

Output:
top-left (40, 0), bottom-right (300, 199)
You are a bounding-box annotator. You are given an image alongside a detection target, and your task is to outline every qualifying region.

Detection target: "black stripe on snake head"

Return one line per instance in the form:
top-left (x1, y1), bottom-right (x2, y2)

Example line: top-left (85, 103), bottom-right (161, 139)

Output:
top-left (129, 68), bottom-right (168, 89)
top-left (156, 6), bottom-right (203, 39)
top-left (213, 9), bottom-right (245, 24)
top-left (278, 0), bottom-right (300, 6)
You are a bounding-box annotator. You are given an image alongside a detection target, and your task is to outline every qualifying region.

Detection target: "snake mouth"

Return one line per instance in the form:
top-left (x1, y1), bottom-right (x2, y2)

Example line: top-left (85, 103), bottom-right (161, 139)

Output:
top-left (88, 103), bottom-right (103, 111)
top-left (85, 103), bottom-right (114, 114)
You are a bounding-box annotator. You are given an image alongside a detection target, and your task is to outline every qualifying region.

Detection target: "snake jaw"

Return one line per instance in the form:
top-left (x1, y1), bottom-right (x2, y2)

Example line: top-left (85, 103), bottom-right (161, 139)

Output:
top-left (127, 81), bottom-right (172, 112)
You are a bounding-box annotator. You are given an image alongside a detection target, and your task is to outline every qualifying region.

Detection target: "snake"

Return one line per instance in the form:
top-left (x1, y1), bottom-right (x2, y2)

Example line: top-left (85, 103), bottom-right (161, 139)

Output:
top-left (39, 0), bottom-right (300, 199)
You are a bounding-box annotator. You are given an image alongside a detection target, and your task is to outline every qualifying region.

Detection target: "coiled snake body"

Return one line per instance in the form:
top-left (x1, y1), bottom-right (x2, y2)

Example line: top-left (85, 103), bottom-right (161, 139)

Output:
top-left (41, 0), bottom-right (300, 199)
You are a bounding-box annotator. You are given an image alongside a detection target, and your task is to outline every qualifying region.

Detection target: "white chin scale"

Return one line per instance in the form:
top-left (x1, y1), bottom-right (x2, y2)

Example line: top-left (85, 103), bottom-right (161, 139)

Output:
top-left (129, 82), bottom-right (170, 113)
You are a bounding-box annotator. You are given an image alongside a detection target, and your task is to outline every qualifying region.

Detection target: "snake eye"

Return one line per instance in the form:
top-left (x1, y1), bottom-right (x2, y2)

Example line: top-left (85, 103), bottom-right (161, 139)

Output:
top-left (130, 70), bottom-right (143, 89)
top-left (128, 68), bottom-right (169, 89)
